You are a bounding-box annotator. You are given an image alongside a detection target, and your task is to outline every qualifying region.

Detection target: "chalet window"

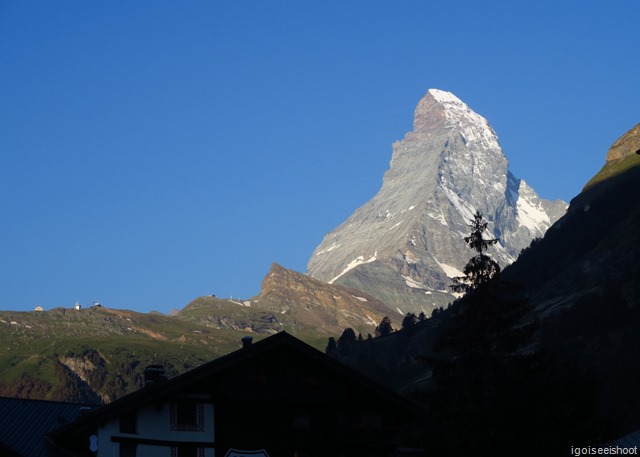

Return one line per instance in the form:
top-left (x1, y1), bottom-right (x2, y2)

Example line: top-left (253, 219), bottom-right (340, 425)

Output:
top-left (119, 410), bottom-right (137, 433)
top-left (170, 446), bottom-right (205, 457)
top-left (170, 399), bottom-right (204, 432)
top-left (120, 442), bottom-right (137, 457)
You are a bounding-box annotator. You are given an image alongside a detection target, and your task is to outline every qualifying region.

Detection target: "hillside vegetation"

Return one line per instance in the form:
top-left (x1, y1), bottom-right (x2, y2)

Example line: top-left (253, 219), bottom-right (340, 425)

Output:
top-left (583, 151), bottom-right (640, 191)
top-left (0, 304), bottom-right (327, 404)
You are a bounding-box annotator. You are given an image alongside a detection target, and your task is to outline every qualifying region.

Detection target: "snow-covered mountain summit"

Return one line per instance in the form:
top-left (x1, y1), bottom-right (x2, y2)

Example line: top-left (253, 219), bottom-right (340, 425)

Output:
top-left (307, 89), bottom-right (567, 314)
top-left (415, 89), bottom-right (500, 151)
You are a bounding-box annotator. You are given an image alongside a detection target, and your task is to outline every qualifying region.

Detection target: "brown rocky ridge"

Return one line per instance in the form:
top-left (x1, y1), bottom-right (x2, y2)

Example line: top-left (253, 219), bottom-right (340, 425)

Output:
top-left (605, 122), bottom-right (640, 162)
top-left (254, 263), bottom-right (396, 334)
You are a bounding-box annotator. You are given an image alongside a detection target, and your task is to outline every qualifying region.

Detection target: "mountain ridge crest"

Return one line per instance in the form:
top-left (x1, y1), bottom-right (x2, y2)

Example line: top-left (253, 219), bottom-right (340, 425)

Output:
top-left (307, 88), bottom-right (567, 314)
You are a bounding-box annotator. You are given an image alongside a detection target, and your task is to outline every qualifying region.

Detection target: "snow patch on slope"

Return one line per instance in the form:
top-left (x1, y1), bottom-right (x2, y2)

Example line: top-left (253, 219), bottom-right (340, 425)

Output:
top-left (434, 259), bottom-right (464, 278)
top-left (517, 196), bottom-right (550, 233)
top-left (428, 89), bottom-right (500, 151)
top-left (329, 252), bottom-right (378, 284)
top-left (403, 275), bottom-right (425, 289)
top-left (316, 242), bottom-right (342, 256)
top-left (428, 210), bottom-right (448, 226)
top-left (441, 185), bottom-right (476, 221)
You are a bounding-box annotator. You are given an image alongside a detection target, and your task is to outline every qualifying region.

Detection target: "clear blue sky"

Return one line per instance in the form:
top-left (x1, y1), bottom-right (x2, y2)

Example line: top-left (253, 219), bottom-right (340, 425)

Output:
top-left (1, 1), bottom-right (638, 313)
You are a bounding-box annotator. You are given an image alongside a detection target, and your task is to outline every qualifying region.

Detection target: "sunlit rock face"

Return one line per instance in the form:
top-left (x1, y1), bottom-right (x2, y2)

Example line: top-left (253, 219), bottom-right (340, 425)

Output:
top-left (307, 89), bottom-right (567, 315)
top-left (605, 122), bottom-right (640, 162)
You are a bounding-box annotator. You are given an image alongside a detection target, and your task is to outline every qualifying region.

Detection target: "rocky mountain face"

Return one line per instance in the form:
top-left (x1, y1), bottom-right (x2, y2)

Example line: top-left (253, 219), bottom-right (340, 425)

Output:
top-left (181, 263), bottom-right (396, 336)
top-left (605, 122), bottom-right (640, 162)
top-left (307, 89), bottom-right (567, 314)
top-left (251, 263), bottom-right (395, 334)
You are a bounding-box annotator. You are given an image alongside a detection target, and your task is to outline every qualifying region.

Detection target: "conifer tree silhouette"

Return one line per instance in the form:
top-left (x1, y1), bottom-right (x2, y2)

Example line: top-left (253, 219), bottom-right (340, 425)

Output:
top-left (450, 211), bottom-right (500, 293)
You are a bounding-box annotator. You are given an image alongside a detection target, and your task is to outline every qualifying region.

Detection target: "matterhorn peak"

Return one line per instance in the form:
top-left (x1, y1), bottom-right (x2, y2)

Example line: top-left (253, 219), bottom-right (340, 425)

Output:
top-left (412, 89), bottom-right (500, 152)
top-left (307, 89), bottom-right (567, 314)
top-left (423, 88), bottom-right (472, 122)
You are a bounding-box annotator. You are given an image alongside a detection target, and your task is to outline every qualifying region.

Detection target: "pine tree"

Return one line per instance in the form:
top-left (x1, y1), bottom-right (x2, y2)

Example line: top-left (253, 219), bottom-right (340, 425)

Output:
top-left (450, 211), bottom-right (500, 294)
top-left (401, 312), bottom-right (418, 329)
top-left (375, 316), bottom-right (393, 337)
top-left (337, 328), bottom-right (357, 356)
top-left (338, 328), bottom-right (356, 346)
top-left (325, 337), bottom-right (337, 356)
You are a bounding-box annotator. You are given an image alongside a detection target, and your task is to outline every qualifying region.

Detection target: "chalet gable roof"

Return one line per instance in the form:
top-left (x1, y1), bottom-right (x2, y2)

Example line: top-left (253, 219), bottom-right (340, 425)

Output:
top-left (49, 331), bottom-right (424, 443)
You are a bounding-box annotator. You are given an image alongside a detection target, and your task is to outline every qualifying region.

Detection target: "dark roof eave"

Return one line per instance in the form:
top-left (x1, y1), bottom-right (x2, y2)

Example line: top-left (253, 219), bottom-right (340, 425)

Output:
top-left (50, 331), bottom-right (426, 440)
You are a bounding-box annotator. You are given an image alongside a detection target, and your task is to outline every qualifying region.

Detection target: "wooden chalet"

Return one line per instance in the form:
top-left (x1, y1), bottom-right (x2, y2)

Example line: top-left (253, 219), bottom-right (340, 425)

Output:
top-left (48, 331), bottom-right (424, 457)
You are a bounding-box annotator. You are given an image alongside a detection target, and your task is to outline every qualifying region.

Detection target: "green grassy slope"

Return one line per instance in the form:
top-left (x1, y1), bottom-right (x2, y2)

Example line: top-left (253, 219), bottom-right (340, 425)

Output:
top-left (582, 152), bottom-right (640, 191)
top-left (0, 301), bottom-right (334, 404)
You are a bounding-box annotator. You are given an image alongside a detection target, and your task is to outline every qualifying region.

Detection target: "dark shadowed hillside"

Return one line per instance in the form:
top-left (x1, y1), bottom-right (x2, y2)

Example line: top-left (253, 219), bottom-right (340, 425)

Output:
top-left (326, 125), bottom-right (640, 451)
